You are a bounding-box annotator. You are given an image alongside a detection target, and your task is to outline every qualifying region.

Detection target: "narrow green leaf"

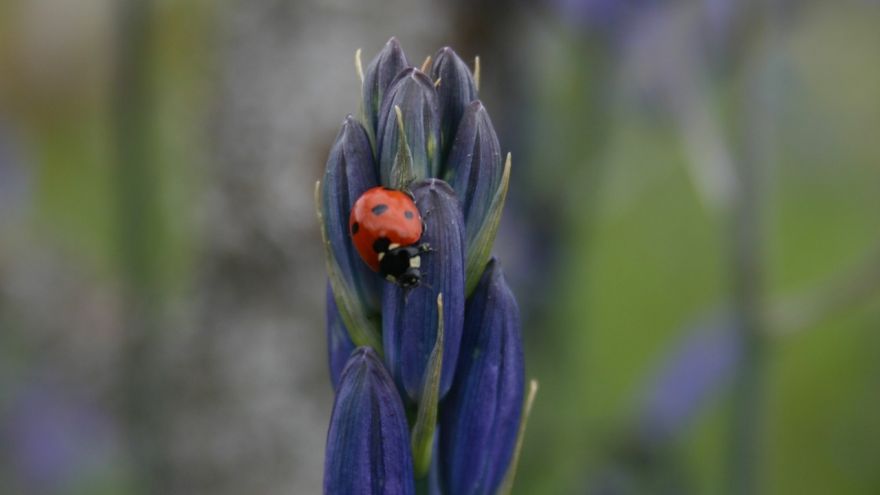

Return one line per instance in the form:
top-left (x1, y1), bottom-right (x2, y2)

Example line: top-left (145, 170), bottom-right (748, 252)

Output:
top-left (315, 181), bottom-right (383, 354)
top-left (464, 152), bottom-right (511, 296)
top-left (411, 293), bottom-right (444, 478)
top-left (391, 105), bottom-right (416, 189)
top-left (497, 379), bottom-right (539, 495)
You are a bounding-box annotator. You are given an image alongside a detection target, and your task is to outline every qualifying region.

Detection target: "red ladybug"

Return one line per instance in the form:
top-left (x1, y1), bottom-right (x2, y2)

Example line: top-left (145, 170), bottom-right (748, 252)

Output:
top-left (349, 187), bottom-right (429, 288)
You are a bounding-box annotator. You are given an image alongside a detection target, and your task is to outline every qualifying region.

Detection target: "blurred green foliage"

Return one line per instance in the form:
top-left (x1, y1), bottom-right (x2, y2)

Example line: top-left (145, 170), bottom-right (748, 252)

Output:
top-left (519, 3), bottom-right (880, 494)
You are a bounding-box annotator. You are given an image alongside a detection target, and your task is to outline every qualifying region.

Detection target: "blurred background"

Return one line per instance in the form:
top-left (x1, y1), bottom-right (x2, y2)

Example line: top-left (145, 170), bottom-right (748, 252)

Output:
top-left (1, 0), bottom-right (879, 493)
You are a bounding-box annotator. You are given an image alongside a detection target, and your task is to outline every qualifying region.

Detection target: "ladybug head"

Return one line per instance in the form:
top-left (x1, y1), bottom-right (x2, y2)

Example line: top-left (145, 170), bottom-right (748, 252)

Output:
top-left (379, 243), bottom-right (430, 289)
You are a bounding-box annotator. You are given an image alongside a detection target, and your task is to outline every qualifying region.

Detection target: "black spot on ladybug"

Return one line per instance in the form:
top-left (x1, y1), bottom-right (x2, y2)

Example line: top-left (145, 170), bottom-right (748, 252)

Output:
top-left (372, 204), bottom-right (389, 215)
top-left (372, 237), bottom-right (390, 253)
top-left (404, 210), bottom-right (414, 220)
top-left (351, 222), bottom-right (360, 234)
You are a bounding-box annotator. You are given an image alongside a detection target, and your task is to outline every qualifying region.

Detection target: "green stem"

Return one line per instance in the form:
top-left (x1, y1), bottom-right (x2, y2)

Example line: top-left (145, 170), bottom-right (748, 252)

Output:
top-left (114, 0), bottom-right (166, 491)
top-left (726, 4), bottom-right (776, 492)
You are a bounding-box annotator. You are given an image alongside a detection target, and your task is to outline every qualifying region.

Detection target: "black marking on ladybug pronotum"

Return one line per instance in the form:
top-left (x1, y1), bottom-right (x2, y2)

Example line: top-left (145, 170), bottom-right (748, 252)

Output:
top-left (372, 237), bottom-right (391, 253)
top-left (404, 210), bottom-right (414, 220)
top-left (371, 204), bottom-right (389, 215)
top-left (378, 242), bottom-right (433, 289)
top-left (351, 222), bottom-right (360, 235)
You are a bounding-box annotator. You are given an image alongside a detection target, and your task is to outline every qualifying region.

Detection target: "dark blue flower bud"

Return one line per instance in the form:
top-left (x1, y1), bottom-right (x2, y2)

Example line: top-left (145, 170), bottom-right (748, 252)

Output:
top-left (321, 115), bottom-right (379, 312)
top-left (326, 284), bottom-right (355, 391)
top-left (319, 116), bottom-right (382, 350)
top-left (324, 347), bottom-right (415, 495)
top-left (362, 37), bottom-right (410, 138)
top-left (377, 69), bottom-right (441, 187)
top-left (445, 101), bottom-right (509, 295)
top-left (446, 101), bottom-right (503, 238)
top-left (439, 259), bottom-right (525, 495)
top-left (430, 47), bottom-right (478, 163)
top-left (383, 179), bottom-right (465, 403)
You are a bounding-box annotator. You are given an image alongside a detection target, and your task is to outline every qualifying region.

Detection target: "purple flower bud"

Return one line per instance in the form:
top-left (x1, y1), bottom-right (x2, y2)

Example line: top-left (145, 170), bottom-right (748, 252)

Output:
top-left (321, 116), bottom-right (381, 313)
top-left (383, 179), bottom-right (465, 403)
top-left (430, 47), bottom-right (478, 163)
top-left (324, 347), bottom-right (415, 495)
top-left (445, 101), bottom-right (503, 244)
top-left (377, 68), bottom-right (442, 186)
top-left (363, 37), bottom-right (410, 137)
top-left (326, 284), bottom-right (355, 391)
top-left (439, 259), bottom-right (525, 495)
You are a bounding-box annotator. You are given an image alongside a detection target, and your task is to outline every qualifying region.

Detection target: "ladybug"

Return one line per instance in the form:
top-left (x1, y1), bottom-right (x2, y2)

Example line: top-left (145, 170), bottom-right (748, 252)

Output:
top-left (349, 186), bottom-right (430, 288)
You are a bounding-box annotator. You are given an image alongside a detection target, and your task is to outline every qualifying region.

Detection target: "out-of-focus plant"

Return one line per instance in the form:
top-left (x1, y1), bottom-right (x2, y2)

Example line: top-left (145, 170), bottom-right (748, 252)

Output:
top-left (316, 38), bottom-right (538, 494)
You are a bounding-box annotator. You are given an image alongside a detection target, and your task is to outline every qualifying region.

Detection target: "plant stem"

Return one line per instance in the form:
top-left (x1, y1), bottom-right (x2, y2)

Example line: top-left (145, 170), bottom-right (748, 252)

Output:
top-left (726, 4), bottom-right (777, 492)
top-left (114, 0), bottom-right (166, 490)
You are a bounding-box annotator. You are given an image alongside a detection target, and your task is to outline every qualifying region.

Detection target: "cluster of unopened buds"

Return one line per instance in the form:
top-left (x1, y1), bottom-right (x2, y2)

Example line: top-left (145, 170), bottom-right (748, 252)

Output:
top-left (316, 37), bottom-right (537, 495)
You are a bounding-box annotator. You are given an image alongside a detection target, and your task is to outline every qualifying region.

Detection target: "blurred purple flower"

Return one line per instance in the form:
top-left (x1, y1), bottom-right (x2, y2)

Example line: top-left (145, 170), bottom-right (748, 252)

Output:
top-left (637, 312), bottom-right (744, 443)
top-left (549, 0), bottom-right (656, 34)
top-left (2, 382), bottom-right (118, 491)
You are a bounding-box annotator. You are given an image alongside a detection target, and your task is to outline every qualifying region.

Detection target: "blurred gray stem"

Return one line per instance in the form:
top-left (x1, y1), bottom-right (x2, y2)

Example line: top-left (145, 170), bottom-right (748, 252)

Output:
top-left (114, 0), bottom-right (166, 490)
top-left (725, 2), bottom-right (780, 493)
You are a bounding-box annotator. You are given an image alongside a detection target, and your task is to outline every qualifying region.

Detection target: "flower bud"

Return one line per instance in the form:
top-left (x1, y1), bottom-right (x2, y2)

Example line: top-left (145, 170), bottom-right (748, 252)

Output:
top-left (324, 347), bottom-right (415, 495)
top-left (430, 47), bottom-right (478, 164)
top-left (445, 101), bottom-right (509, 295)
top-left (326, 284), bottom-right (355, 391)
top-left (383, 179), bottom-right (465, 404)
top-left (377, 68), bottom-right (441, 187)
top-left (439, 259), bottom-right (524, 495)
top-left (319, 116), bottom-right (382, 350)
top-left (362, 37), bottom-right (409, 137)
top-left (446, 101), bottom-right (503, 239)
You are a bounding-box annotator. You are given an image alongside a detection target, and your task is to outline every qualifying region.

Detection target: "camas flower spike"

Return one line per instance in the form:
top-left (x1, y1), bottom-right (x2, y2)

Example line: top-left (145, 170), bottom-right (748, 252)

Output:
top-left (318, 37), bottom-right (537, 495)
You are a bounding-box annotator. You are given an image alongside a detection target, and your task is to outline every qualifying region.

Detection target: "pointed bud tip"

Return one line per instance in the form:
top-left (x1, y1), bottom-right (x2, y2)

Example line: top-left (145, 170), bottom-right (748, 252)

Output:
top-left (349, 345), bottom-right (381, 365)
top-left (466, 99), bottom-right (487, 114)
top-left (419, 177), bottom-right (456, 195)
top-left (394, 66), bottom-right (434, 87)
top-left (338, 114), bottom-right (359, 133)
